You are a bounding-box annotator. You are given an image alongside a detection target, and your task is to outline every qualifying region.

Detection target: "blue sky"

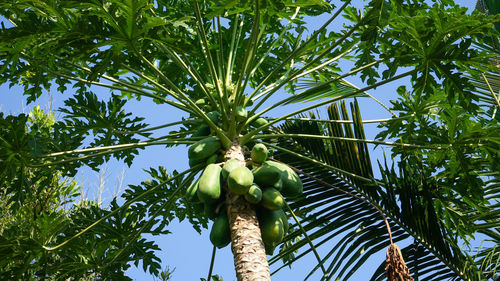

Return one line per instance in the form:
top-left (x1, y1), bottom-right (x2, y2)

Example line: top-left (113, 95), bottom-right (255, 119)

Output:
top-left (0, 1), bottom-right (478, 280)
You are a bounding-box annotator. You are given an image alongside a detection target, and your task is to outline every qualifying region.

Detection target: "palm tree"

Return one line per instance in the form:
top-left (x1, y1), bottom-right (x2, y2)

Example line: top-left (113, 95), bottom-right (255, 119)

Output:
top-left (0, 0), bottom-right (498, 280)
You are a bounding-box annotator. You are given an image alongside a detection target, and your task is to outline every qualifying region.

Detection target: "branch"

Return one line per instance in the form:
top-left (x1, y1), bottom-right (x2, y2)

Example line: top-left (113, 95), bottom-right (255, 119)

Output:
top-left (42, 165), bottom-right (202, 251)
top-left (128, 44), bottom-right (231, 147)
top-left (41, 140), bottom-right (195, 158)
top-left (284, 201), bottom-right (329, 278)
top-left (192, 1), bottom-right (225, 109)
top-left (31, 140), bottom-right (195, 168)
top-left (53, 71), bottom-right (189, 112)
top-left (256, 133), bottom-right (448, 150)
top-left (481, 72), bottom-right (500, 110)
top-left (249, 6), bottom-right (375, 114)
top-left (107, 169), bottom-right (198, 265)
top-left (113, 120), bottom-right (200, 135)
top-left (247, 0), bottom-right (353, 101)
top-left (279, 115), bottom-right (414, 124)
top-left (241, 69), bottom-right (417, 144)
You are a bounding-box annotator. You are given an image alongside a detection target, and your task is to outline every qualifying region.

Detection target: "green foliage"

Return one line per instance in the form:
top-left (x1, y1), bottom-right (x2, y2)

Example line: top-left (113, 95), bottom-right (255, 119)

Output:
top-left (122, 166), bottom-right (209, 234)
top-left (376, 84), bottom-right (500, 236)
top-left (0, 107), bottom-right (172, 279)
top-left (1, 0), bottom-right (499, 279)
top-left (59, 91), bottom-right (150, 167)
top-left (0, 106), bottom-right (79, 209)
top-left (268, 98), bottom-right (499, 280)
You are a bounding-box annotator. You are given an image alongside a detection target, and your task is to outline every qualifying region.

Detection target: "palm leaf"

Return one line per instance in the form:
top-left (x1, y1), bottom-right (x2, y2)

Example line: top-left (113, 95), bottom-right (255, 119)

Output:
top-left (269, 100), bottom-right (487, 280)
top-left (465, 37), bottom-right (500, 118)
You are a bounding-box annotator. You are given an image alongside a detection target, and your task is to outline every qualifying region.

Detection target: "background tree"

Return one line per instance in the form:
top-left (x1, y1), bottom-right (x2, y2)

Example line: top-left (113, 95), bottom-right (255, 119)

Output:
top-left (0, 0), bottom-right (499, 280)
top-left (0, 106), bottom-right (172, 280)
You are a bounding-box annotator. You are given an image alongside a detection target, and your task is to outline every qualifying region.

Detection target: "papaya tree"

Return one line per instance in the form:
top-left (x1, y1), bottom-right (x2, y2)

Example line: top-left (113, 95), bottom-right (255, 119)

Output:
top-left (0, 106), bottom-right (175, 280)
top-left (0, 0), bottom-right (499, 280)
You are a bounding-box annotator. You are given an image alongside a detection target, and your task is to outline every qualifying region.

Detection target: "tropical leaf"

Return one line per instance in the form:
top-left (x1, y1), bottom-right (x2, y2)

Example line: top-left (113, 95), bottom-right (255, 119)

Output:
top-left (268, 100), bottom-right (491, 280)
top-left (465, 40), bottom-right (500, 120)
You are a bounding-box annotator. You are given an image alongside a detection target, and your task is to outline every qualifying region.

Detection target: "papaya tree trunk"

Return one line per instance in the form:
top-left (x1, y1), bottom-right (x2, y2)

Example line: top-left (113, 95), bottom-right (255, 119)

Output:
top-left (225, 142), bottom-right (271, 281)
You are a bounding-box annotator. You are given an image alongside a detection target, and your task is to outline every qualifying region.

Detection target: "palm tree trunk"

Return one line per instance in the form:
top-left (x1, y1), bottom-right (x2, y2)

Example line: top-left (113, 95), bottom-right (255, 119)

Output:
top-left (225, 142), bottom-right (270, 281)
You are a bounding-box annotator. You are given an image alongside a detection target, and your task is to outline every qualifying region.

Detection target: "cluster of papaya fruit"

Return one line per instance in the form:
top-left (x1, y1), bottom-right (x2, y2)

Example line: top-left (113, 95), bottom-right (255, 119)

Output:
top-left (184, 118), bottom-right (303, 255)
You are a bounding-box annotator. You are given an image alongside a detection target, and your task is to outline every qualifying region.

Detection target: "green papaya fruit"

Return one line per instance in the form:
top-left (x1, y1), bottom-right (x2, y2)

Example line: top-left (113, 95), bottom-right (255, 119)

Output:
top-left (222, 159), bottom-right (241, 180)
top-left (197, 164), bottom-right (222, 203)
top-left (227, 166), bottom-right (254, 195)
top-left (210, 212), bottom-right (231, 248)
top-left (204, 202), bottom-right (218, 219)
top-left (188, 136), bottom-right (221, 161)
top-left (272, 178), bottom-right (283, 190)
top-left (277, 209), bottom-right (289, 234)
top-left (189, 157), bottom-right (205, 168)
top-left (195, 98), bottom-right (206, 107)
top-left (235, 106), bottom-right (248, 122)
top-left (205, 154), bottom-right (218, 165)
top-left (265, 161), bottom-right (303, 198)
top-left (192, 124), bottom-right (210, 137)
top-left (258, 209), bottom-right (285, 250)
top-left (251, 117), bottom-right (269, 128)
top-left (252, 163), bottom-right (281, 189)
top-left (251, 143), bottom-right (268, 164)
top-left (244, 184), bottom-right (262, 204)
top-left (260, 187), bottom-right (284, 210)
top-left (185, 178), bottom-right (200, 202)
top-left (265, 243), bottom-right (276, 256)
top-left (206, 111), bottom-right (220, 124)
top-left (262, 209), bottom-right (288, 255)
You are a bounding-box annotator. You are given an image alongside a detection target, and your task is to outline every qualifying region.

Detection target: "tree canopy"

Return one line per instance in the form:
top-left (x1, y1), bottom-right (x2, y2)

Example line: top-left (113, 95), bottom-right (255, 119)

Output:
top-left (0, 0), bottom-right (499, 280)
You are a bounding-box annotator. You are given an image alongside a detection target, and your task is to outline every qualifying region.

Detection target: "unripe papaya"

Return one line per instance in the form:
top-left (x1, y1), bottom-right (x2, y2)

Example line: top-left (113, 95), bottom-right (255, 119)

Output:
top-left (235, 106), bottom-right (247, 122)
top-left (277, 209), bottom-right (289, 234)
top-left (265, 243), bottom-right (276, 256)
top-left (244, 184), bottom-right (262, 204)
top-left (222, 159), bottom-right (241, 180)
top-left (185, 178), bottom-right (199, 202)
top-left (204, 202), bottom-right (218, 219)
top-left (206, 111), bottom-right (220, 124)
top-left (189, 157), bottom-right (205, 168)
top-left (265, 161), bottom-right (303, 198)
top-left (192, 124), bottom-right (210, 137)
top-left (195, 98), bottom-right (206, 107)
top-left (252, 163), bottom-right (281, 189)
top-left (251, 143), bottom-right (268, 164)
top-left (227, 166), bottom-right (253, 195)
top-left (210, 212), bottom-right (231, 248)
top-left (205, 154), bottom-right (218, 165)
top-left (251, 117), bottom-right (269, 128)
top-left (259, 209), bottom-right (288, 255)
top-left (260, 187), bottom-right (284, 210)
top-left (188, 136), bottom-right (221, 161)
top-left (272, 178), bottom-right (283, 190)
top-left (258, 209), bottom-right (285, 250)
top-left (197, 164), bottom-right (222, 203)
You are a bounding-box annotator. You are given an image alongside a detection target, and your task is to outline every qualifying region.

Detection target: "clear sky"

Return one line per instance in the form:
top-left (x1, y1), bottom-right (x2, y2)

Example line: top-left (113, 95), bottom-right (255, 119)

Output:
top-left (0, 1), bottom-right (478, 280)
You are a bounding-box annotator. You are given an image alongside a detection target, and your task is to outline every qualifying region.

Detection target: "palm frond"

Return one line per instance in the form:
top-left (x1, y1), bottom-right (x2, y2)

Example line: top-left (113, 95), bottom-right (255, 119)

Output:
top-left (466, 40), bottom-right (500, 118)
top-left (269, 100), bottom-right (487, 280)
